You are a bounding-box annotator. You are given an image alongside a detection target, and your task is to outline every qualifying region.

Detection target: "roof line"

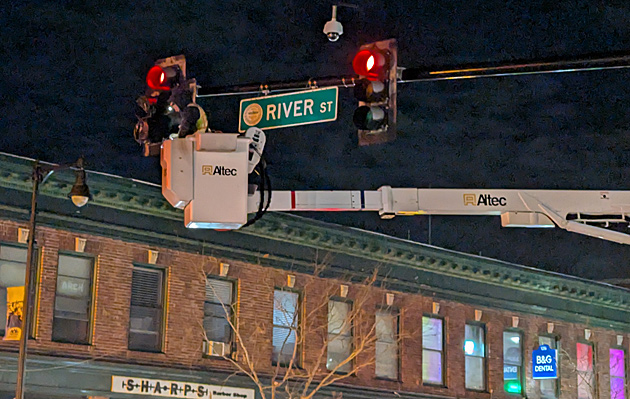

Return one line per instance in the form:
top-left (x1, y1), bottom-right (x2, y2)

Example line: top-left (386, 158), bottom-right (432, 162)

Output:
top-left (0, 152), bottom-right (161, 188)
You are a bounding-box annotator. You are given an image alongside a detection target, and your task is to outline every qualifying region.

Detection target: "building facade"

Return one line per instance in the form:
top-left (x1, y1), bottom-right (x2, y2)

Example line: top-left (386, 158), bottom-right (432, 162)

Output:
top-left (0, 153), bottom-right (629, 399)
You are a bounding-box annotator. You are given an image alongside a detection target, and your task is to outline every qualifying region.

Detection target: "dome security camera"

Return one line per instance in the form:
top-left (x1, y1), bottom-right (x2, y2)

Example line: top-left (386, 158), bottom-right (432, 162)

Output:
top-left (323, 5), bottom-right (343, 42)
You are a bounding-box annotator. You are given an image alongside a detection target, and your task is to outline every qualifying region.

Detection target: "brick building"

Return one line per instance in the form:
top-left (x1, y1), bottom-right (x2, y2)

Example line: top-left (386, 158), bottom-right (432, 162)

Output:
top-left (0, 153), bottom-right (629, 399)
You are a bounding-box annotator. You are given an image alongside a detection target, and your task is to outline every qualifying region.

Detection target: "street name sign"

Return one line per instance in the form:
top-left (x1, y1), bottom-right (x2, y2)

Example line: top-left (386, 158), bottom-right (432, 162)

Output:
top-left (239, 87), bottom-right (338, 132)
top-left (532, 344), bottom-right (558, 379)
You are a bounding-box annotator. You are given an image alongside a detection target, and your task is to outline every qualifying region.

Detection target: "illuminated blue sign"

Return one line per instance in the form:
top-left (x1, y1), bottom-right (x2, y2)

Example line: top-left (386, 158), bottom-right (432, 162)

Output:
top-left (532, 344), bottom-right (558, 379)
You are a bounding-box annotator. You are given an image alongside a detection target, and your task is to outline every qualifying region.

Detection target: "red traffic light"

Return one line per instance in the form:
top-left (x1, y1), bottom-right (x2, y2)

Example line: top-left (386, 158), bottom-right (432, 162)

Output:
top-left (146, 65), bottom-right (168, 90)
top-left (353, 49), bottom-right (388, 81)
top-left (146, 65), bottom-right (180, 91)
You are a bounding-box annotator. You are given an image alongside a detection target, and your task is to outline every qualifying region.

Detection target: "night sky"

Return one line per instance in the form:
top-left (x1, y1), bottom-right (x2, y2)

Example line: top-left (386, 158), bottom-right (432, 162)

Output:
top-left (2, 1), bottom-right (630, 280)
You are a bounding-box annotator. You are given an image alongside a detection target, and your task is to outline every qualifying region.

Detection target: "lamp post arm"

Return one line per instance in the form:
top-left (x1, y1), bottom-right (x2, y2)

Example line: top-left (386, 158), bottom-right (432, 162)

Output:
top-left (39, 157), bottom-right (85, 185)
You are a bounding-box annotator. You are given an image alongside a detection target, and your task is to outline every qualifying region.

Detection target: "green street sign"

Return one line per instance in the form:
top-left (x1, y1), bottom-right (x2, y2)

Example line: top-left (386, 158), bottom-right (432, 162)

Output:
top-left (239, 87), bottom-right (338, 132)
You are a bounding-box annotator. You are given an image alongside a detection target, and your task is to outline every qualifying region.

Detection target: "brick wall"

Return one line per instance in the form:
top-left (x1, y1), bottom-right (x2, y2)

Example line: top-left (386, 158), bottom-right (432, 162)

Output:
top-left (0, 219), bottom-right (623, 399)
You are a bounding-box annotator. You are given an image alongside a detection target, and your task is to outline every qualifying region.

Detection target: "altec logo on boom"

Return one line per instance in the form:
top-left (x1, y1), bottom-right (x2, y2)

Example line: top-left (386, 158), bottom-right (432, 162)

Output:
top-left (202, 165), bottom-right (237, 176)
top-left (463, 193), bottom-right (507, 206)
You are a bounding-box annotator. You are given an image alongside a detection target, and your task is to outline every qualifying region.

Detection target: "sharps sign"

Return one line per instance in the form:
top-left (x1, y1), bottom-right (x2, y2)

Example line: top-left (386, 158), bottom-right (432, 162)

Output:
top-left (532, 344), bottom-right (558, 379)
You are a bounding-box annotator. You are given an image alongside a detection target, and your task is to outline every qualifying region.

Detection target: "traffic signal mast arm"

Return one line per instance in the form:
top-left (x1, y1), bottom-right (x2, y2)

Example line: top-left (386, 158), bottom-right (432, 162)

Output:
top-left (196, 53), bottom-right (630, 98)
top-left (251, 188), bottom-right (630, 245)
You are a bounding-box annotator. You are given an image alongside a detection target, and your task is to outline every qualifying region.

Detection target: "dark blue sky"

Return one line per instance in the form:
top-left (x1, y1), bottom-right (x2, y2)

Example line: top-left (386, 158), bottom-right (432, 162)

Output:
top-left (2, 0), bottom-right (630, 279)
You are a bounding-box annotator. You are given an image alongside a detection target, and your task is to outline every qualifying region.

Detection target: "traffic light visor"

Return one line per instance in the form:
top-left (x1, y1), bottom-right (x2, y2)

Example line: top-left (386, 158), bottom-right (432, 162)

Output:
top-left (353, 49), bottom-right (387, 81)
top-left (147, 65), bottom-right (171, 91)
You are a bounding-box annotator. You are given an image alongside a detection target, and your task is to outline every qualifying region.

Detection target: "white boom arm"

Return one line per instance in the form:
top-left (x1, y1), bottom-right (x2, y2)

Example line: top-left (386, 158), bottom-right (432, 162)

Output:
top-left (160, 132), bottom-right (630, 244)
top-left (253, 188), bottom-right (630, 244)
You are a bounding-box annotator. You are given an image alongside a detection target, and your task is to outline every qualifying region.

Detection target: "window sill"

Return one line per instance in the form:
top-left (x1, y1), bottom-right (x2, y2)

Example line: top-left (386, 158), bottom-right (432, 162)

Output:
top-left (128, 348), bottom-right (165, 354)
top-left (375, 376), bottom-right (400, 383)
top-left (422, 382), bottom-right (447, 389)
top-left (51, 339), bottom-right (91, 346)
top-left (272, 362), bottom-right (304, 370)
top-left (465, 388), bottom-right (489, 394)
top-left (325, 369), bottom-right (355, 376)
top-left (203, 353), bottom-right (233, 360)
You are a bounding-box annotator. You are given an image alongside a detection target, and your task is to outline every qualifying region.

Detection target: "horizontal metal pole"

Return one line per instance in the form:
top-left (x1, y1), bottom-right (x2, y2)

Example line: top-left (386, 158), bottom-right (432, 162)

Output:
top-left (196, 53), bottom-right (630, 97)
top-left (400, 54), bottom-right (630, 82)
top-left (197, 76), bottom-right (357, 98)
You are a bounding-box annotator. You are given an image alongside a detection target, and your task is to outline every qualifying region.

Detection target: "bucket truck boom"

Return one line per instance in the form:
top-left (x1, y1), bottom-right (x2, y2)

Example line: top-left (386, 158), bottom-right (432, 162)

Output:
top-left (161, 132), bottom-right (630, 245)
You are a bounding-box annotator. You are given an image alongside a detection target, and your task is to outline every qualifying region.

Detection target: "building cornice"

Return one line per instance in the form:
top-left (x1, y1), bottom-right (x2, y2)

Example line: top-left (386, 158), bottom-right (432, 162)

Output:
top-left (1, 153), bottom-right (630, 329)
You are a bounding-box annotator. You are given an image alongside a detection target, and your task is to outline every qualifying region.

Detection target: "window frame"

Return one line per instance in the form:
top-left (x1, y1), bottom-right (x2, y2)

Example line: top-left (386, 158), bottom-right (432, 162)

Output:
top-left (0, 241), bottom-right (38, 339)
top-left (203, 275), bottom-right (237, 354)
top-left (51, 250), bottom-right (97, 344)
top-left (538, 333), bottom-right (561, 399)
top-left (326, 297), bottom-right (354, 374)
top-left (576, 339), bottom-right (597, 399)
top-left (609, 345), bottom-right (627, 399)
top-left (502, 328), bottom-right (524, 396)
top-left (374, 305), bottom-right (400, 381)
top-left (464, 321), bottom-right (487, 392)
top-left (127, 263), bottom-right (168, 353)
top-left (422, 313), bottom-right (446, 387)
top-left (271, 287), bottom-right (302, 367)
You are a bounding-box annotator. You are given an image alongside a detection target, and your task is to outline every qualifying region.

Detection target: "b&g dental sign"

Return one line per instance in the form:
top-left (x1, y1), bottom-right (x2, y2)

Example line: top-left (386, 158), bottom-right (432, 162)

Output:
top-left (532, 345), bottom-right (558, 379)
top-left (111, 376), bottom-right (254, 399)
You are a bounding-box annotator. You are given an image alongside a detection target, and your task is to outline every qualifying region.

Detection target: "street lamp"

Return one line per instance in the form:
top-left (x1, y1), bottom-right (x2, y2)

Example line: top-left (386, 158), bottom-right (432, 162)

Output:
top-left (15, 157), bottom-right (91, 399)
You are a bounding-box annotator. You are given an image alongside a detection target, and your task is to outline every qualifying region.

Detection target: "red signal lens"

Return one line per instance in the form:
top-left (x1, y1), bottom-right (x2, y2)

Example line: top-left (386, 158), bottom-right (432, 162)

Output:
top-left (146, 65), bottom-right (170, 91)
top-left (353, 49), bottom-right (387, 81)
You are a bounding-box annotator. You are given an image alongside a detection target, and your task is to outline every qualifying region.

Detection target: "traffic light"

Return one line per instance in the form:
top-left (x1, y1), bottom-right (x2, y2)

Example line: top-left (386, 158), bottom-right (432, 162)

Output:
top-left (352, 39), bottom-right (397, 146)
top-left (134, 55), bottom-right (207, 156)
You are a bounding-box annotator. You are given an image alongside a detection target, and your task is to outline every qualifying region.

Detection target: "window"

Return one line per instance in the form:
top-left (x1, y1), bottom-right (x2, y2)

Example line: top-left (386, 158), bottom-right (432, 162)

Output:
top-left (610, 348), bottom-right (626, 399)
top-left (0, 245), bottom-right (27, 336)
top-left (272, 289), bottom-right (300, 365)
top-left (539, 335), bottom-right (560, 398)
top-left (464, 323), bottom-right (486, 390)
top-left (503, 331), bottom-right (523, 395)
top-left (577, 342), bottom-right (595, 399)
top-left (422, 316), bottom-right (444, 385)
top-left (375, 309), bottom-right (398, 379)
top-left (204, 278), bottom-right (234, 345)
top-left (52, 254), bottom-right (94, 344)
top-left (327, 300), bottom-right (352, 373)
top-left (128, 266), bottom-right (165, 352)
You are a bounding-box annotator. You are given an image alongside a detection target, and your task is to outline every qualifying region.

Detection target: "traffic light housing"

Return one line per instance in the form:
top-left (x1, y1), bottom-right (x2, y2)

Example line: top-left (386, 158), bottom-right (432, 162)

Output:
top-left (352, 39), bottom-right (397, 146)
top-left (134, 55), bottom-right (207, 156)
top-left (146, 55), bottom-right (187, 93)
